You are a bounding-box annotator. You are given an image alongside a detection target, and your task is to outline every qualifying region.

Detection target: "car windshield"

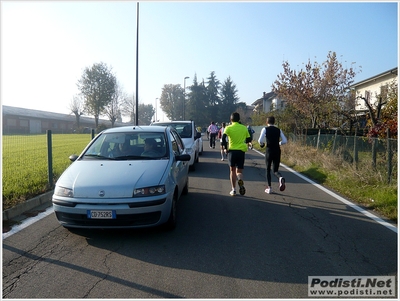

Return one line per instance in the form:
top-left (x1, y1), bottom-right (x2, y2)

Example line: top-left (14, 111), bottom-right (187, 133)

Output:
top-left (83, 132), bottom-right (168, 160)
top-left (155, 123), bottom-right (192, 138)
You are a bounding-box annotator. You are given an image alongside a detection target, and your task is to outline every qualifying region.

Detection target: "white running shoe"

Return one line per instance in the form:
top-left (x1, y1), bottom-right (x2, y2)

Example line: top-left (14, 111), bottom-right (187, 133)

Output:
top-left (265, 187), bottom-right (272, 194)
top-left (230, 189), bottom-right (236, 196)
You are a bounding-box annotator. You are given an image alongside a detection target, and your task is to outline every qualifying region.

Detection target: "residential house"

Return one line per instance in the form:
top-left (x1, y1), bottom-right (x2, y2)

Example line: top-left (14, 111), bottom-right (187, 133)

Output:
top-left (350, 67), bottom-right (397, 112)
top-left (251, 91), bottom-right (286, 114)
top-left (349, 67), bottom-right (397, 128)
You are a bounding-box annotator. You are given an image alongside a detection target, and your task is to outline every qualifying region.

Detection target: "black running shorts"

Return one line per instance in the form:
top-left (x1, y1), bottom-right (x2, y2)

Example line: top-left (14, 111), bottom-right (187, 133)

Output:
top-left (228, 150), bottom-right (245, 169)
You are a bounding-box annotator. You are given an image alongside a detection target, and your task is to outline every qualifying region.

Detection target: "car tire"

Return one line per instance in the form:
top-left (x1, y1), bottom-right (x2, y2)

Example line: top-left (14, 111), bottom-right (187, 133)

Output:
top-left (189, 163), bottom-right (195, 171)
top-left (182, 178), bottom-right (189, 195)
top-left (164, 193), bottom-right (177, 230)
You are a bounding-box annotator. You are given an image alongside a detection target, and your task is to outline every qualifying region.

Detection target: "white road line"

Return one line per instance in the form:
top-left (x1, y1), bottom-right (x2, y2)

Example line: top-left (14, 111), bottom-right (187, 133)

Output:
top-left (3, 206), bottom-right (54, 240)
top-left (3, 151), bottom-right (397, 239)
top-left (253, 149), bottom-right (397, 234)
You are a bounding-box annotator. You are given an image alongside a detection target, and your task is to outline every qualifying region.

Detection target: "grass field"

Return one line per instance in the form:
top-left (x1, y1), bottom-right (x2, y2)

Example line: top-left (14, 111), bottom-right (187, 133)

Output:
top-left (2, 134), bottom-right (92, 210)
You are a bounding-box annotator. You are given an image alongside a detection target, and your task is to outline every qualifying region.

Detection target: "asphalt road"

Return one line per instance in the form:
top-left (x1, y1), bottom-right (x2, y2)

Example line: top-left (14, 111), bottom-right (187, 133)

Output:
top-left (2, 141), bottom-right (398, 298)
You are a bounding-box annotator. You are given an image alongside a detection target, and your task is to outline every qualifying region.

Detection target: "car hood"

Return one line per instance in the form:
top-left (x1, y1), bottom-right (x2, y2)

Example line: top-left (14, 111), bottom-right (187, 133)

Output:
top-left (56, 160), bottom-right (168, 198)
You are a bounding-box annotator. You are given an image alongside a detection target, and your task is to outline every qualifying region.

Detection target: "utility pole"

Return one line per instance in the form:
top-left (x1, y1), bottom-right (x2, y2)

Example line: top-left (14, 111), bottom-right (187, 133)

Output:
top-left (135, 2), bottom-right (139, 125)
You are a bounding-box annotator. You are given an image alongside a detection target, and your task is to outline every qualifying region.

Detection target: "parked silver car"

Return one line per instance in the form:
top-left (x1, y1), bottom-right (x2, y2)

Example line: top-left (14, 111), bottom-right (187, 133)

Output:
top-left (151, 121), bottom-right (201, 171)
top-left (52, 125), bottom-right (190, 230)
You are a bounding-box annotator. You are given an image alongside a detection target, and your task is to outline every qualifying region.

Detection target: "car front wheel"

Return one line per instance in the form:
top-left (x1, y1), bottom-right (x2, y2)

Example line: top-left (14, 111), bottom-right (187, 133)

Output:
top-left (164, 193), bottom-right (177, 230)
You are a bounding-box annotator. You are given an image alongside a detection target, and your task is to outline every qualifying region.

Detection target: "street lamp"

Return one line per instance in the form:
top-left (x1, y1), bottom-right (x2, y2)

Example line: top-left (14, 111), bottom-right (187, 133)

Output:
top-left (183, 76), bottom-right (189, 120)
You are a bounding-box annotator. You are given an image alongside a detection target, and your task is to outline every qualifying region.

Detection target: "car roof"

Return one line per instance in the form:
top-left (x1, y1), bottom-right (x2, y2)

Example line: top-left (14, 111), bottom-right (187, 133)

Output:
top-left (152, 121), bottom-right (193, 125)
top-left (102, 125), bottom-right (168, 134)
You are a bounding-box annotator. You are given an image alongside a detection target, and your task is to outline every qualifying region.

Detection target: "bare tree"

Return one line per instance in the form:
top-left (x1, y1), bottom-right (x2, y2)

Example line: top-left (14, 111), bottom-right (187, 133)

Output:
top-left (360, 79), bottom-right (398, 138)
top-left (121, 94), bottom-right (136, 123)
top-left (68, 94), bottom-right (84, 131)
top-left (105, 81), bottom-right (124, 127)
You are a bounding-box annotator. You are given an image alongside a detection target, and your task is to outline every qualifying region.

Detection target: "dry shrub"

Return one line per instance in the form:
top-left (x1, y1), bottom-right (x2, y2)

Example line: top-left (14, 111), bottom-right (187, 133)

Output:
top-left (282, 141), bottom-right (395, 186)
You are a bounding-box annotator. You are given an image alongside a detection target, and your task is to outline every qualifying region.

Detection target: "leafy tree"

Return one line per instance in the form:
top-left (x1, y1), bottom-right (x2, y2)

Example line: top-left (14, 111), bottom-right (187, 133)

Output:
top-left (159, 84), bottom-right (184, 121)
top-left (159, 72), bottom-right (242, 128)
top-left (186, 74), bottom-right (208, 126)
top-left (138, 103), bottom-right (155, 125)
top-left (77, 62), bottom-right (116, 129)
top-left (272, 52), bottom-right (358, 130)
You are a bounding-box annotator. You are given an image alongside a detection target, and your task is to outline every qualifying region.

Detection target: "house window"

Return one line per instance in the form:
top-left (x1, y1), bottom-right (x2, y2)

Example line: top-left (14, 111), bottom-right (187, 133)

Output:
top-left (365, 91), bottom-right (371, 102)
top-left (20, 119), bottom-right (29, 127)
top-left (6, 118), bottom-right (17, 126)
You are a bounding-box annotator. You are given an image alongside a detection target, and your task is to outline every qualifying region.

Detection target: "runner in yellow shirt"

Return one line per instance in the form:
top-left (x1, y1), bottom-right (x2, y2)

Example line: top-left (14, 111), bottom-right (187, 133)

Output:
top-left (221, 112), bottom-right (251, 196)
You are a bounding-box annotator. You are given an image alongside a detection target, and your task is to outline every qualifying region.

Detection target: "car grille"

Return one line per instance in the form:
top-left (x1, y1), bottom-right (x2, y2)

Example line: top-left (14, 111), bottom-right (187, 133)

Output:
top-left (52, 198), bottom-right (166, 208)
top-left (55, 211), bottom-right (162, 227)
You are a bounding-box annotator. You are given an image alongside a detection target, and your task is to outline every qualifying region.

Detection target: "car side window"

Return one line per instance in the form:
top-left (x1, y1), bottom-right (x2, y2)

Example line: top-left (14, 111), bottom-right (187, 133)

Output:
top-left (170, 130), bottom-right (185, 155)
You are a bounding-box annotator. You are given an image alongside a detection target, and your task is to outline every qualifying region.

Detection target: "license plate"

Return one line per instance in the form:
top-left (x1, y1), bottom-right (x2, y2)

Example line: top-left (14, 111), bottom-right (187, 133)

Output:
top-left (87, 210), bottom-right (116, 219)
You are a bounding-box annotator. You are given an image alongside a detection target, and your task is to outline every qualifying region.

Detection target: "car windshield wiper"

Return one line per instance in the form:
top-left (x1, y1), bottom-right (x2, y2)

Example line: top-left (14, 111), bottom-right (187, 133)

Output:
top-left (113, 155), bottom-right (143, 160)
top-left (84, 154), bottom-right (114, 160)
top-left (140, 156), bottom-right (169, 160)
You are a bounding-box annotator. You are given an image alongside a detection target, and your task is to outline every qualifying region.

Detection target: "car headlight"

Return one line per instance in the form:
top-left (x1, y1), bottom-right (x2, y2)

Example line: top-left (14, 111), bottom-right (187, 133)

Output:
top-left (54, 186), bottom-right (74, 197)
top-left (133, 185), bottom-right (165, 197)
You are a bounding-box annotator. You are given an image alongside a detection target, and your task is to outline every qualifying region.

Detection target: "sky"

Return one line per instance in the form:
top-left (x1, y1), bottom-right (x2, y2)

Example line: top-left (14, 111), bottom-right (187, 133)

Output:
top-left (1, 1), bottom-right (398, 122)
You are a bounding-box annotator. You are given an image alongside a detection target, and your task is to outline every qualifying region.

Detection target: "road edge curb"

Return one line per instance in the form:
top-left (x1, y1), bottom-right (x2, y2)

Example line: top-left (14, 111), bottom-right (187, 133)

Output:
top-left (3, 191), bottom-right (54, 221)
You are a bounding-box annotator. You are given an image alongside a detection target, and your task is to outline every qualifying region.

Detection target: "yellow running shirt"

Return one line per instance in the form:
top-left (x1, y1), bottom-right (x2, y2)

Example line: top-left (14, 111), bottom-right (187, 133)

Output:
top-left (224, 122), bottom-right (250, 152)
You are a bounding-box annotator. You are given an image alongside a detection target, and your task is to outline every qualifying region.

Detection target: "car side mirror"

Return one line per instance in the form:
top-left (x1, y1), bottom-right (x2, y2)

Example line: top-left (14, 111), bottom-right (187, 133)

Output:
top-left (176, 154), bottom-right (191, 162)
top-left (69, 154), bottom-right (79, 162)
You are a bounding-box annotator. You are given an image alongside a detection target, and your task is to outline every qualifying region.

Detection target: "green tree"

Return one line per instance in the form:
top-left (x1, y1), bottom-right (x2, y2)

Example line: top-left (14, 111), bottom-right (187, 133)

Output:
top-left (159, 84), bottom-right (184, 121)
top-left (205, 71), bottom-right (221, 121)
top-left (219, 76), bottom-right (240, 122)
top-left (77, 62), bottom-right (116, 129)
top-left (186, 74), bottom-right (208, 127)
top-left (138, 103), bottom-right (154, 125)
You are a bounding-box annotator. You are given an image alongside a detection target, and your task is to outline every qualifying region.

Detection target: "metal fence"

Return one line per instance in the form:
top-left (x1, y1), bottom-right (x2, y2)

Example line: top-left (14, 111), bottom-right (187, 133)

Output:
top-left (291, 130), bottom-right (397, 184)
top-left (252, 126), bottom-right (397, 184)
top-left (2, 131), bottom-right (95, 210)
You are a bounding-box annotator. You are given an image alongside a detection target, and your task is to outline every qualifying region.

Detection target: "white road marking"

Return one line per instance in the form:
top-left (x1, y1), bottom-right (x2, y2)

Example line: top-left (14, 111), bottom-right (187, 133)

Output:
top-left (253, 149), bottom-right (397, 233)
top-left (3, 206), bottom-right (54, 240)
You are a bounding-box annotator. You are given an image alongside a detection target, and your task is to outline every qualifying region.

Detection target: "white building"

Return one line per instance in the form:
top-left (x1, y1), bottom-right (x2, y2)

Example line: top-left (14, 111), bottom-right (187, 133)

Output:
top-left (350, 67), bottom-right (398, 112)
top-left (252, 91), bottom-right (286, 114)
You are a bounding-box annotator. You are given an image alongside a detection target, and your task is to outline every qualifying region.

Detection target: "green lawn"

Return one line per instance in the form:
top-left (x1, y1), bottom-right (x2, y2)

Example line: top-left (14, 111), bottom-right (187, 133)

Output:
top-left (2, 134), bottom-right (92, 210)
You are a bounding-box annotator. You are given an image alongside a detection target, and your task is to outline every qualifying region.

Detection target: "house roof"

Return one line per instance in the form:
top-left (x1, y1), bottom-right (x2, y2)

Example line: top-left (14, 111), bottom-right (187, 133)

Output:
top-left (350, 67), bottom-right (398, 88)
top-left (251, 91), bottom-right (276, 106)
top-left (2, 105), bottom-right (122, 125)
